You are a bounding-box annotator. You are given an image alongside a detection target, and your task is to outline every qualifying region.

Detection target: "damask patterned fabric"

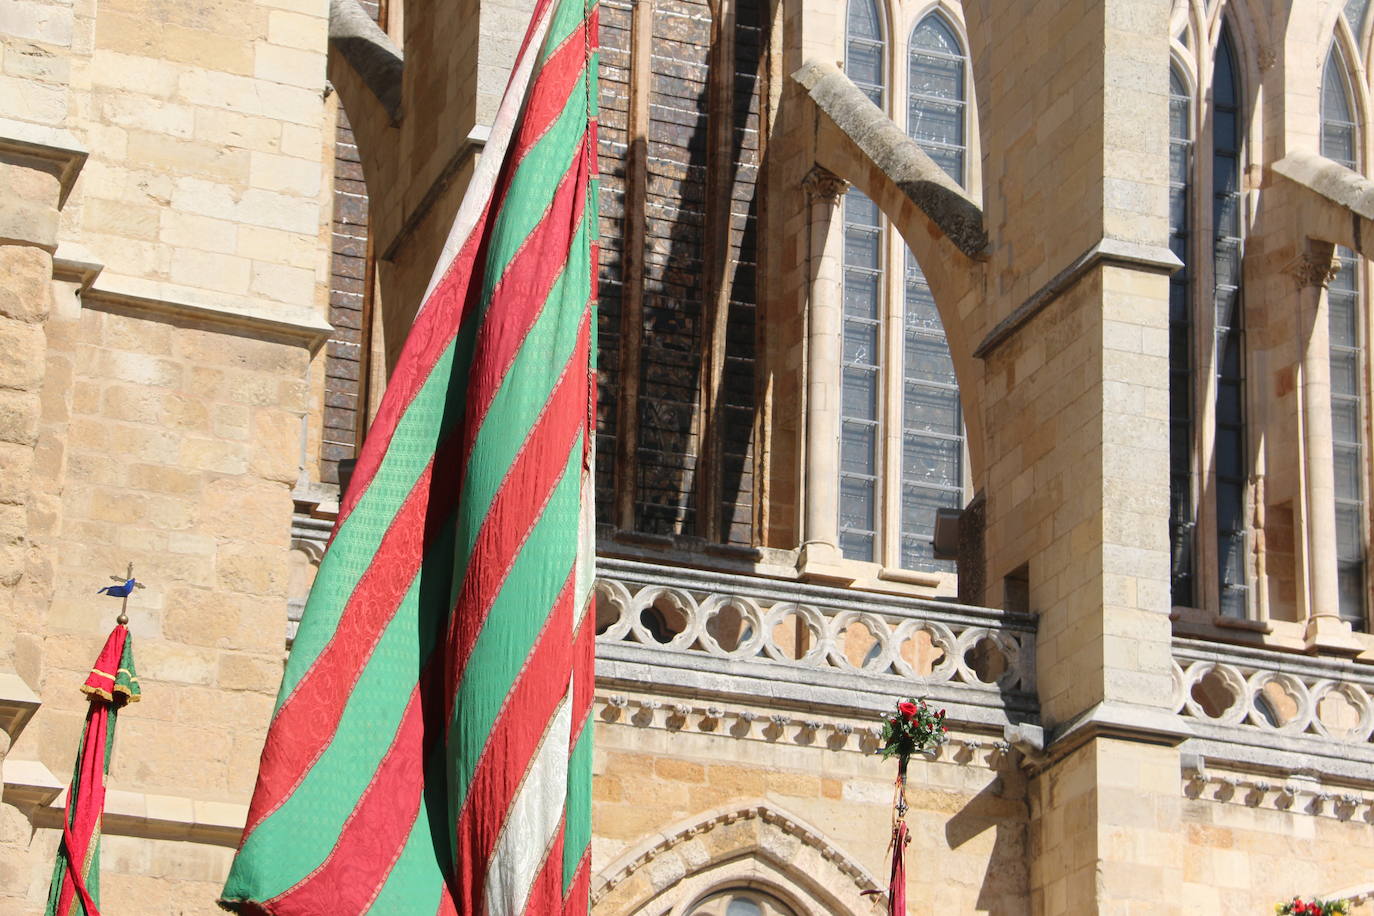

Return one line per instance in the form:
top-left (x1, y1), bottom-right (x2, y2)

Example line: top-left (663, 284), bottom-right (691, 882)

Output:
top-left (219, 0), bottom-right (599, 910)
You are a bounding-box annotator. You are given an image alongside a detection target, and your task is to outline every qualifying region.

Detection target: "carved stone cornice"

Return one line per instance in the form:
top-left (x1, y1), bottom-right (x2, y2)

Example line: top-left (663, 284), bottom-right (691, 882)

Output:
top-left (801, 165), bottom-right (848, 202)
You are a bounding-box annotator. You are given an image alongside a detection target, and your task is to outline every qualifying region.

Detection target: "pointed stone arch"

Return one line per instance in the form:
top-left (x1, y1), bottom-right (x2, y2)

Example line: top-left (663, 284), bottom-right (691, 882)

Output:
top-left (591, 802), bottom-right (885, 916)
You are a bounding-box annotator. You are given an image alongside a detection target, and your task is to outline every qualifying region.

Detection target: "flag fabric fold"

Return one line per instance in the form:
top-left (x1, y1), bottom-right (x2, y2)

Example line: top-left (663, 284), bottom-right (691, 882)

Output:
top-left (219, 0), bottom-right (599, 910)
top-left (46, 623), bottom-right (141, 916)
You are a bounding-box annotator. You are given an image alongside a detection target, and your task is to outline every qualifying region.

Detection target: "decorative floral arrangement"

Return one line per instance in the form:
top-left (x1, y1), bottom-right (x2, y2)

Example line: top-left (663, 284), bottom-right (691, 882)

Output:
top-left (1276, 897), bottom-right (1349, 915)
top-left (877, 697), bottom-right (949, 762)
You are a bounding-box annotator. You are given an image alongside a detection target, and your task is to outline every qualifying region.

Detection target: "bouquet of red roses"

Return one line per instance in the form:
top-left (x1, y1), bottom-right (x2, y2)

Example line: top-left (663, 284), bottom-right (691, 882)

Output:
top-left (878, 697), bottom-right (948, 762)
top-left (1277, 897), bottom-right (1349, 915)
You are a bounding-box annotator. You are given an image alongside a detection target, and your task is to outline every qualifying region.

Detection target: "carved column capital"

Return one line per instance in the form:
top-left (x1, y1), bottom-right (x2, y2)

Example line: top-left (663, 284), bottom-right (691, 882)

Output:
top-left (1285, 248), bottom-right (1341, 290)
top-left (802, 165), bottom-right (849, 202)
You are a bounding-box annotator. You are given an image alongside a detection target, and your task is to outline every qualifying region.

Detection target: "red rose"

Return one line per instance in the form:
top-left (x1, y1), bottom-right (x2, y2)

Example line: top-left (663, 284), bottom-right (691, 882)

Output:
top-left (898, 701), bottom-right (918, 718)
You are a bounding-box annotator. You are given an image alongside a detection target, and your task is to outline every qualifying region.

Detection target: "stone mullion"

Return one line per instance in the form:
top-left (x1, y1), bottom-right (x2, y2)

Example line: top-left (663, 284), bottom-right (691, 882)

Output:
top-left (695, 0), bottom-right (737, 543)
top-left (611, 0), bottom-right (653, 531)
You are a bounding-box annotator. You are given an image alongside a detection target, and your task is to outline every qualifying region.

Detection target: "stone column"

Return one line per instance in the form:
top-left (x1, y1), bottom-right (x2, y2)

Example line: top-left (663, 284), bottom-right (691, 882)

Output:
top-left (960, 0), bottom-right (1188, 911)
top-left (0, 129), bottom-right (78, 912)
top-left (798, 166), bottom-right (848, 578)
top-left (1288, 244), bottom-right (1359, 651)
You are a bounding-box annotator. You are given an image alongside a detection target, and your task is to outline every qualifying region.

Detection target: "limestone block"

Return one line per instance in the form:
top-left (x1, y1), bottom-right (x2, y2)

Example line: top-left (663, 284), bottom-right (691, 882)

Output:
top-left (0, 0), bottom-right (73, 47)
top-left (266, 10), bottom-right (326, 51)
top-left (0, 247), bottom-right (53, 323)
top-left (254, 42), bottom-right (326, 89)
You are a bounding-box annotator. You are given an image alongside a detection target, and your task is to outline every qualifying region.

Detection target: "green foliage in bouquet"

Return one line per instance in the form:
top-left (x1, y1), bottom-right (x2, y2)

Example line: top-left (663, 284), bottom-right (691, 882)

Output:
top-left (878, 698), bottom-right (949, 761)
top-left (1276, 897), bottom-right (1350, 915)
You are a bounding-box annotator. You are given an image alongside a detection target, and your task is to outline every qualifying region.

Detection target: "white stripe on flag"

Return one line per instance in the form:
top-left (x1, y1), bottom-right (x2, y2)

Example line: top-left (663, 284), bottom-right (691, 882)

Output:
top-left (483, 684), bottom-right (572, 916)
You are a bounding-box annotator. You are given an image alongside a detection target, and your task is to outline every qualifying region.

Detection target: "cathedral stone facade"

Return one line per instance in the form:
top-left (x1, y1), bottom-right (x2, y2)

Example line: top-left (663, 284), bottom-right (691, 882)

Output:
top-left (3, 0), bottom-right (1374, 912)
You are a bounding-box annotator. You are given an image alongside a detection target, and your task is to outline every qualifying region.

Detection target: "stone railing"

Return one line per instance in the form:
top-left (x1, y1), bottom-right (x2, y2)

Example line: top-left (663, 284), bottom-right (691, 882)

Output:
top-left (593, 556), bottom-right (1038, 729)
top-left (1173, 637), bottom-right (1374, 780)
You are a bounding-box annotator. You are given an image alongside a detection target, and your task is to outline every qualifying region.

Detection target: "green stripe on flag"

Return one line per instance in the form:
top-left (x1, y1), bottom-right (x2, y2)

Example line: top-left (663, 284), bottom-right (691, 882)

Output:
top-left (562, 717), bottom-right (592, 892)
top-left (449, 439), bottom-right (583, 811)
top-left (365, 810), bottom-right (446, 915)
top-left (540, 0), bottom-right (588, 65)
top-left (479, 82), bottom-right (589, 307)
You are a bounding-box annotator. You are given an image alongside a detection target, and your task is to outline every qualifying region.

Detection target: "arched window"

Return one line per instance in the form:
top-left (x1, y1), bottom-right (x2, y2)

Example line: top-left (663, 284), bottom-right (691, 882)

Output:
top-left (839, 0), bottom-right (887, 562)
top-left (1212, 27), bottom-right (1248, 618)
top-left (1322, 46), bottom-right (1367, 629)
top-left (687, 888), bottom-right (798, 916)
top-left (836, 4), bottom-right (970, 574)
top-left (1168, 63), bottom-right (1195, 606)
top-left (900, 12), bottom-right (968, 571)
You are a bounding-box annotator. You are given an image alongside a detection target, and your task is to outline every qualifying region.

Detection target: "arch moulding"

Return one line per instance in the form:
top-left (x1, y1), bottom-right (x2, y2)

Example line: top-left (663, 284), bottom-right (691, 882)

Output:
top-left (591, 802), bottom-right (886, 916)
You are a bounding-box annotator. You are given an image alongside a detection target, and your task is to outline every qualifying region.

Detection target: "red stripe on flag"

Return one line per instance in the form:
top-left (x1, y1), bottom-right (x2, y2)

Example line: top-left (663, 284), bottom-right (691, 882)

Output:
top-left (570, 593), bottom-right (596, 746)
top-left (562, 849), bottom-right (592, 916)
top-left (338, 13), bottom-right (595, 530)
top-left (451, 568), bottom-right (577, 914)
top-left (443, 310), bottom-right (590, 720)
top-left (435, 889), bottom-right (459, 916)
top-left (250, 308), bottom-right (584, 851)
top-left (248, 218), bottom-right (589, 833)
top-left (522, 818), bottom-right (568, 916)
top-left (265, 688), bottom-right (426, 914)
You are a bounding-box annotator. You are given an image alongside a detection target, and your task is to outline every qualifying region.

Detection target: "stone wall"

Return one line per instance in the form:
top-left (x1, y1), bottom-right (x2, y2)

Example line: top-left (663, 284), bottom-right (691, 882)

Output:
top-left (590, 705), bottom-right (1030, 915)
top-left (0, 0), bottom-right (333, 909)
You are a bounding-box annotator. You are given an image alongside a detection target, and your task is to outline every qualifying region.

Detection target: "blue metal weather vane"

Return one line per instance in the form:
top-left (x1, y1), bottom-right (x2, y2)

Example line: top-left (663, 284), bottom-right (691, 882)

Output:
top-left (97, 561), bottom-right (145, 625)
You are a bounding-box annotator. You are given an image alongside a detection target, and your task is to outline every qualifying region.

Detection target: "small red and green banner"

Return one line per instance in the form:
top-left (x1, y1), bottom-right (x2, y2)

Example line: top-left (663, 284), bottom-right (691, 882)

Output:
top-left (218, 0), bottom-right (598, 911)
top-left (46, 623), bottom-right (140, 916)
top-left (863, 698), bottom-right (948, 915)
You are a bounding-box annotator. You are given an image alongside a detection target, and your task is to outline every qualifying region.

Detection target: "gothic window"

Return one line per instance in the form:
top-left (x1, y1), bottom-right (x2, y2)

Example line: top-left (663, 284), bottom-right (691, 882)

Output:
top-left (1170, 23), bottom-right (1254, 618)
top-left (1212, 27), bottom-right (1248, 618)
top-left (901, 12), bottom-right (967, 572)
top-left (840, 0), bottom-right (887, 562)
top-left (1322, 46), bottom-right (1368, 629)
top-left (686, 889), bottom-right (798, 916)
top-left (839, 3), bottom-right (969, 574)
top-left (1168, 63), bottom-right (1195, 606)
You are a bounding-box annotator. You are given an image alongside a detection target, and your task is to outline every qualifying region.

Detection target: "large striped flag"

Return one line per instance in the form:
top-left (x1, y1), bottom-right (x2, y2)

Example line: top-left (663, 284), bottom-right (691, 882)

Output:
top-left (219, 0), bottom-right (598, 910)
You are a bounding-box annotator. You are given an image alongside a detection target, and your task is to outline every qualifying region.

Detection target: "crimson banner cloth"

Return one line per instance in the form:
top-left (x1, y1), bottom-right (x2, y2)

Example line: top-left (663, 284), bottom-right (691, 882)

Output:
top-left (46, 624), bottom-right (140, 916)
top-left (218, 0), bottom-right (598, 911)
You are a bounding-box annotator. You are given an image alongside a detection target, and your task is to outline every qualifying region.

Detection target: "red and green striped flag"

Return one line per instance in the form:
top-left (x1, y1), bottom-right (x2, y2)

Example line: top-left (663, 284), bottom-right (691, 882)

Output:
top-left (219, 0), bottom-right (598, 910)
